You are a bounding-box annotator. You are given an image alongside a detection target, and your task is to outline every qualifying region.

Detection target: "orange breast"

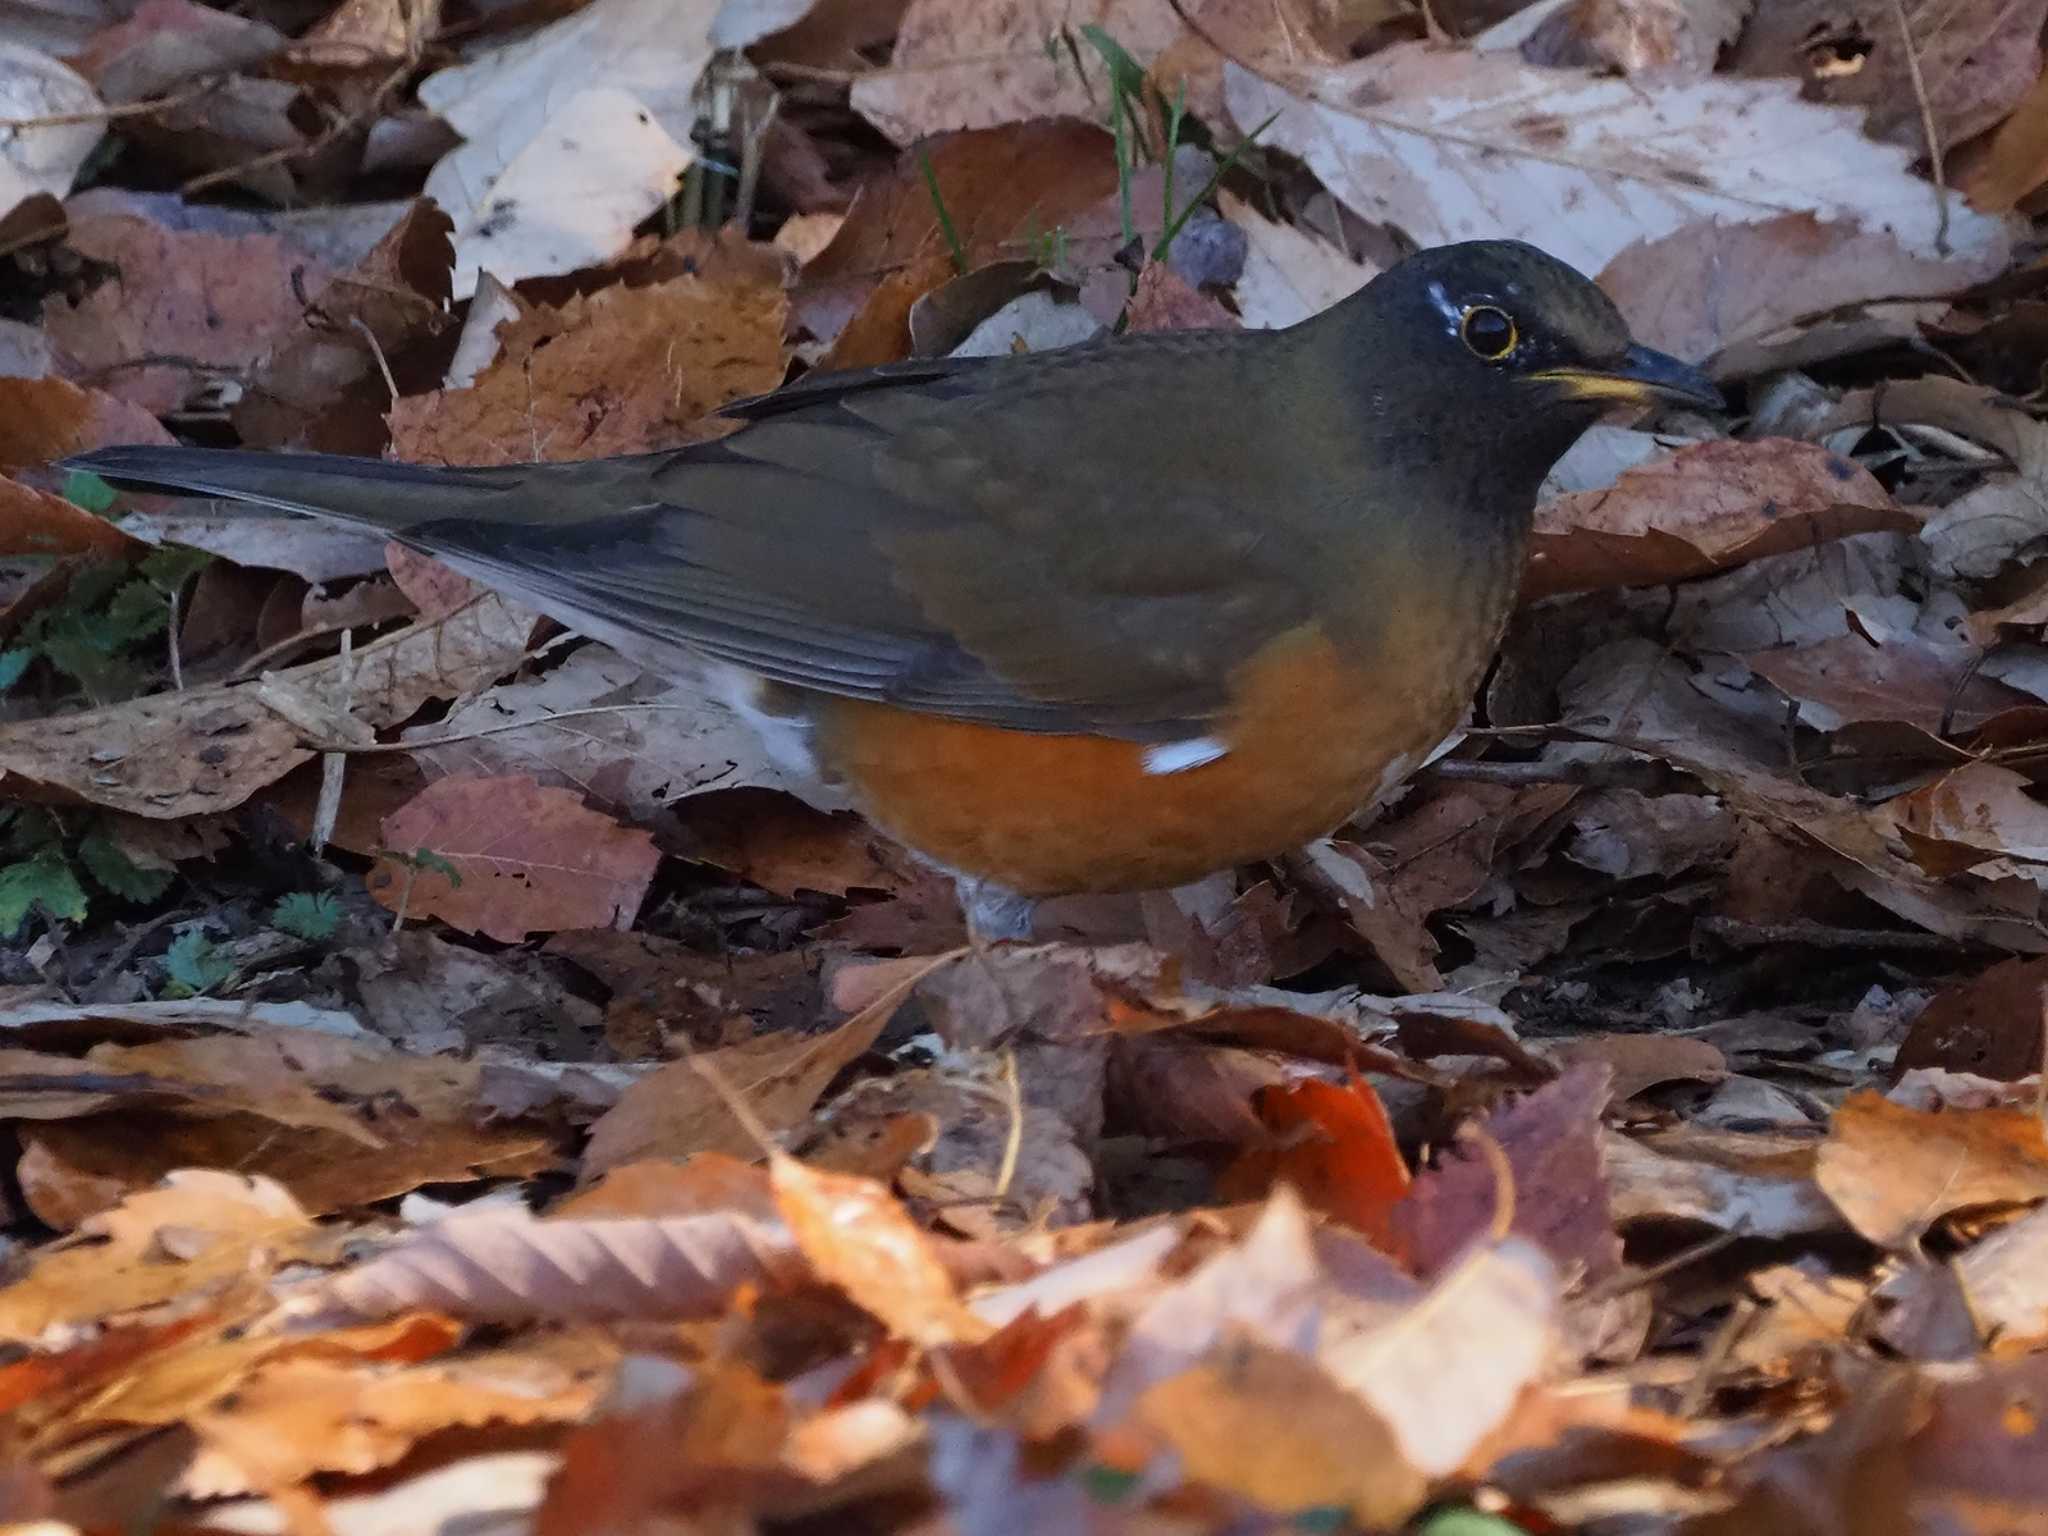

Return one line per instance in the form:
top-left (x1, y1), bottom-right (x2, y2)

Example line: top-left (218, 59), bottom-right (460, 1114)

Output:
top-left (809, 622), bottom-right (1479, 896)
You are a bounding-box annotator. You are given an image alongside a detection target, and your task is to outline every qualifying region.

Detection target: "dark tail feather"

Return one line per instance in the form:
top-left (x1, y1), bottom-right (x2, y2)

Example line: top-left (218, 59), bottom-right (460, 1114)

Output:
top-left (63, 445), bottom-right (525, 536)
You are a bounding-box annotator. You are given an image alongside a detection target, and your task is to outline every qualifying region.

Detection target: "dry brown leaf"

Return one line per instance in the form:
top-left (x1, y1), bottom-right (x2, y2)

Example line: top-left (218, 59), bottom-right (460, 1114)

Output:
top-left (233, 199), bottom-right (454, 454)
top-left (1749, 633), bottom-right (2034, 735)
top-left (17, 1095), bottom-right (553, 1226)
top-left (847, 0), bottom-right (1327, 146)
top-left (1730, 0), bottom-right (2047, 156)
top-left (1817, 1092), bottom-right (2048, 1248)
top-left (580, 953), bottom-right (945, 1178)
top-left (1544, 1033), bottom-right (1727, 1102)
top-left (793, 120), bottom-right (1120, 367)
top-left (1123, 262), bottom-right (1237, 335)
top-left (368, 774), bottom-right (661, 941)
top-left (673, 788), bottom-right (920, 897)
top-left (0, 374), bottom-right (174, 470)
top-left (387, 273), bottom-right (786, 466)
top-left (1527, 439), bottom-right (1908, 600)
top-left (0, 593), bottom-right (536, 818)
top-left (1601, 213), bottom-right (1983, 368)
top-left (1963, 62), bottom-right (2048, 211)
top-left (184, 1342), bottom-right (605, 1497)
top-left (1886, 762), bottom-right (2048, 883)
top-left (1896, 954), bottom-right (2048, 1082)
top-left (322, 1202), bottom-right (801, 1323)
top-left (1132, 1341), bottom-right (1426, 1525)
top-left (0, 1170), bottom-right (315, 1340)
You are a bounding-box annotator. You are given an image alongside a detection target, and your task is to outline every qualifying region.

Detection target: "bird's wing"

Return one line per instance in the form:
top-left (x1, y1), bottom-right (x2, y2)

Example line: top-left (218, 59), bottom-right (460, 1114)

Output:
top-left (73, 332), bottom-right (1325, 740)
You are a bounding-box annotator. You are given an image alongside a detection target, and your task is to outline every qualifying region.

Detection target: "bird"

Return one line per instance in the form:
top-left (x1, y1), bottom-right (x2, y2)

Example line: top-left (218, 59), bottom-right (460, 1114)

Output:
top-left (68, 239), bottom-right (1718, 939)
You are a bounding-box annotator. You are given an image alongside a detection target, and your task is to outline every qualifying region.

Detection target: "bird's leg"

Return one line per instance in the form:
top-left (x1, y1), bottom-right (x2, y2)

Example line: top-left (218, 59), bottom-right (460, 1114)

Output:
top-left (957, 878), bottom-right (1036, 944)
top-left (955, 877), bottom-right (1035, 1042)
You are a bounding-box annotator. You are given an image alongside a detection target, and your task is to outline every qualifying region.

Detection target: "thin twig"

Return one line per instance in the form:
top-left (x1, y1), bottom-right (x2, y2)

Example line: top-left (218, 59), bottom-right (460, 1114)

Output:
top-left (180, 56), bottom-right (413, 196)
top-left (992, 1048), bottom-right (1023, 1201)
top-left (1886, 0), bottom-right (1950, 255)
top-left (0, 76), bottom-right (227, 130)
top-left (350, 316), bottom-right (400, 411)
top-left (165, 585), bottom-right (185, 692)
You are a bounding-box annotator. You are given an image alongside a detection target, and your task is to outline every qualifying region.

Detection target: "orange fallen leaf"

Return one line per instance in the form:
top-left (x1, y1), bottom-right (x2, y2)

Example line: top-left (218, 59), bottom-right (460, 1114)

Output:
top-left (1220, 1075), bottom-right (1409, 1249)
top-left (771, 1154), bottom-right (989, 1346)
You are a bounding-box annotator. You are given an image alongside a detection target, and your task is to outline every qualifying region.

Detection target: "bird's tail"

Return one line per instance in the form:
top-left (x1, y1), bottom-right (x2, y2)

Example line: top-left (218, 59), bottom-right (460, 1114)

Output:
top-left (63, 445), bottom-right (527, 535)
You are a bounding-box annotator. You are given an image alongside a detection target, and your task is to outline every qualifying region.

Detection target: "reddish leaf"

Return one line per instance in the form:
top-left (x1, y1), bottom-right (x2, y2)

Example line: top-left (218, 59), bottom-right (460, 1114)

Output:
top-left (371, 774), bottom-right (662, 941)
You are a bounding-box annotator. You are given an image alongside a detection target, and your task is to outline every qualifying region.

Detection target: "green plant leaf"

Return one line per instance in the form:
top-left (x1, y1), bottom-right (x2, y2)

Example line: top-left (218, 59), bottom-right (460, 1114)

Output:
top-left (411, 848), bottom-right (464, 887)
top-left (0, 806), bottom-right (63, 859)
top-left (0, 853), bottom-right (90, 938)
top-left (139, 543), bottom-right (211, 592)
top-left (78, 827), bottom-right (175, 903)
top-left (916, 151), bottom-right (968, 276)
top-left (162, 929), bottom-right (234, 998)
top-left (63, 469), bottom-right (117, 515)
top-left (1416, 1511), bottom-right (1529, 1536)
top-left (272, 890), bottom-right (341, 941)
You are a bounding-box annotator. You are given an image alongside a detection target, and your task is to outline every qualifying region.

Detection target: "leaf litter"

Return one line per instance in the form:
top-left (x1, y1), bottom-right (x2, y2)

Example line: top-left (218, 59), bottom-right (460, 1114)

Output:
top-left (16, 0), bottom-right (2048, 1530)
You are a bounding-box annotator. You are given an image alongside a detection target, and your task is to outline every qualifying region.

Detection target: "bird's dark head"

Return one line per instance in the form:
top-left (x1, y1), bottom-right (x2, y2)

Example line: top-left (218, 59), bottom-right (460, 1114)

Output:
top-left (1346, 240), bottom-right (1721, 437)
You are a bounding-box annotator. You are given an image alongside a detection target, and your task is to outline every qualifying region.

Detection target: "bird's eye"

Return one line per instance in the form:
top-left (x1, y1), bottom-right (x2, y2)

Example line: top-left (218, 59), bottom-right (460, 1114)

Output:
top-left (1460, 305), bottom-right (1517, 361)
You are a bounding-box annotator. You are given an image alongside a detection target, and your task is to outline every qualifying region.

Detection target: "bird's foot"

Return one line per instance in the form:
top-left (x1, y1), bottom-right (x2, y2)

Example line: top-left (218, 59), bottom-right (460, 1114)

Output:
top-left (957, 878), bottom-right (1036, 944)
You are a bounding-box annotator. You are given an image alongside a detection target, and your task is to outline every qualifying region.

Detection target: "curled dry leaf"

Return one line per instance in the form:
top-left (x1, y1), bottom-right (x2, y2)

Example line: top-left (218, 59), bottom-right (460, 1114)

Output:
top-left (1527, 438), bottom-right (1909, 601)
top-left (0, 592), bottom-right (536, 818)
top-left (233, 199), bottom-right (455, 454)
top-left (580, 954), bottom-right (939, 1179)
top-left (1219, 1076), bottom-right (1409, 1247)
top-left (771, 1153), bottom-right (990, 1346)
top-left (1510, 0), bottom-right (1751, 78)
top-left (1816, 1091), bottom-right (2048, 1249)
top-left (1229, 47), bottom-right (2013, 283)
top-left (323, 1202), bottom-right (803, 1323)
top-left (370, 774), bottom-right (662, 942)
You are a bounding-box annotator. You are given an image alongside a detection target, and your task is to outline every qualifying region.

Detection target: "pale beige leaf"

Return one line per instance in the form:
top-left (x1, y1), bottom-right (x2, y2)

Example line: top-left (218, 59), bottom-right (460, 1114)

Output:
top-left (1219, 190), bottom-right (1375, 331)
top-left (1228, 47), bottom-right (2014, 281)
top-left (1319, 1238), bottom-right (1560, 1477)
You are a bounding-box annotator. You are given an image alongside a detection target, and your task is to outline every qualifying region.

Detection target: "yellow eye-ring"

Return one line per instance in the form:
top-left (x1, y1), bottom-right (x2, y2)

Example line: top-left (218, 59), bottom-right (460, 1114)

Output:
top-left (1460, 305), bottom-right (1517, 360)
